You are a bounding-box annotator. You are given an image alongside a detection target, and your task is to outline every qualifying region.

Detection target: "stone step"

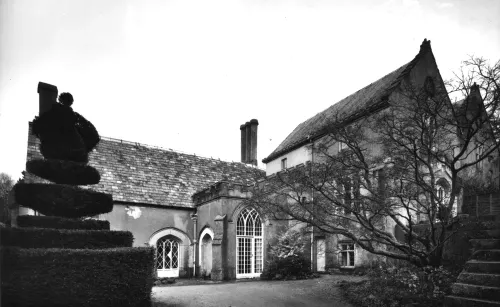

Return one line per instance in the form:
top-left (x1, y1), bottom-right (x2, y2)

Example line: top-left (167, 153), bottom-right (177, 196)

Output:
top-left (471, 239), bottom-right (500, 250)
top-left (480, 222), bottom-right (500, 230)
top-left (477, 215), bottom-right (500, 223)
top-left (465, 260), bottom-right (500, 274)
top-left (444, 295), bottom-right (500, 307)
top-left (483, 229), bottom-right (500, 238)
top-left (458, 272), bottom-right (500, 287)
top-left (473, 250), bottom-right (500, 261)
top-left (452, 283), bottom-right (500, 301)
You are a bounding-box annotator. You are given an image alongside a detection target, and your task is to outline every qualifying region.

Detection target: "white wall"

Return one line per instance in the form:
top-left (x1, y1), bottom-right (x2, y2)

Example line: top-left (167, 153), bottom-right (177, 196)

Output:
top-left (265, 145), bottom-right (312, 176)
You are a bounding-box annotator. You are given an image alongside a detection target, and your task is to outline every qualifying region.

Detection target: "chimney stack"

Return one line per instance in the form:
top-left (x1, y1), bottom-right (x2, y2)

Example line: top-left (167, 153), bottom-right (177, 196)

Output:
top-left (245, 122), bottom-right (251, 164)
top-left (249, 119), bottom-right (258, 165)
top-left (240, 124), bottom-right (247, 163)
top-left (37, 82), bottom-right (58, 115)
top-left (240, 119), bottom-right (259, 166)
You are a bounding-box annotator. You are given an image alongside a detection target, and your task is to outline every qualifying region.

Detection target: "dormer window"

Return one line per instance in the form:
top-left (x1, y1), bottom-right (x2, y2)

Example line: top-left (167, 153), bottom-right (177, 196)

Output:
top-left (281, 158), bottom-right (287, 170)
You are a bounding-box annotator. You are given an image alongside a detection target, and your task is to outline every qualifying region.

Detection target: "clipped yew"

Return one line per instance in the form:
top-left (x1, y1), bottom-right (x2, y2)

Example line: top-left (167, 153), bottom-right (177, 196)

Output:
top-left (14, 183), bottom-right (113, 218)
top-left (26, 159), bottom-right (101, 185)
top-left (1, 86), bottom-right (154, 307)
top-left (17, 215), bottom-right (110, 230)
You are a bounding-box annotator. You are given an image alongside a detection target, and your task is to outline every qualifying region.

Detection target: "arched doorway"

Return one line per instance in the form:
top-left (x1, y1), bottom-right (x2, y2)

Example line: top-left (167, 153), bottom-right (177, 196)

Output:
top-left (199, 228), bottom-right (214, 278)
top-left (156, 236), bottom-right (180, 278)
top-left (149, 228), bottom-right (192, 278)
top-left (236, 207), bottom-right (263, 278)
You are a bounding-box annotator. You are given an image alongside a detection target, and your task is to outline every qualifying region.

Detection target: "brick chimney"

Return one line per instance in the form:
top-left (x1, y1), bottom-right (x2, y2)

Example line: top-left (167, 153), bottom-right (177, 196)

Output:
top-left (240, 119), bottom-right (259, 166)
top-left (37, 82), bottom-right (58, 115)
top-left (240, 124), bottom-right (247, 163)
top-left (249, 119), bottom-right (258, 166)
top-left (245, 122), bottom-right (251, 163)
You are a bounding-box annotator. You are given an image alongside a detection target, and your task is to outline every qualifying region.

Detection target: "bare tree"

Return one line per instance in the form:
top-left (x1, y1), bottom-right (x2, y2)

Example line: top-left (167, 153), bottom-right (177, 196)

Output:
top-left (0, 172), bottom-right (15, 224)
top-left (0, 173), bottom-right (14, 198)
top-left (250, 57), bottom-right (500, 267)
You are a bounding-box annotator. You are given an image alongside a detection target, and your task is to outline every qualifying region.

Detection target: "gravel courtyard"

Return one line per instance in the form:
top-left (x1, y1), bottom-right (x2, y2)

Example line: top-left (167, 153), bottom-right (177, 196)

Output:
top-left (152, 274), bottom-right (365, 307)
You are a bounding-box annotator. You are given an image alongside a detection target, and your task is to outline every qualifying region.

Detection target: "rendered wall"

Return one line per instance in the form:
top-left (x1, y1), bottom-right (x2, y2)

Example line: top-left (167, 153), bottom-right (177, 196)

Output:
top-left (196, 193), bottom-right (274, 280)
top-left (266, 146), bottom-right (311, 176)
top-left (101, 203), bottom-right (195, 277)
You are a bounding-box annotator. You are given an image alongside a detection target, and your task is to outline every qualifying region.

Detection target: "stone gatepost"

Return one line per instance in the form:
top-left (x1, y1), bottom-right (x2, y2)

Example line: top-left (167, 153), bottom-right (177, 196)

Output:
top-left (211, 214), bottom-right (227, 281)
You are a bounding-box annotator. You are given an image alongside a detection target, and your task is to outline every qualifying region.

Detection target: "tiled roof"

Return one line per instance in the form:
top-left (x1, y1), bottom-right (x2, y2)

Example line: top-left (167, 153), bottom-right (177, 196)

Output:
top-left (26, 126), bottom-right (265, 208)
top-left (262, 41), bottom-right (431, 163)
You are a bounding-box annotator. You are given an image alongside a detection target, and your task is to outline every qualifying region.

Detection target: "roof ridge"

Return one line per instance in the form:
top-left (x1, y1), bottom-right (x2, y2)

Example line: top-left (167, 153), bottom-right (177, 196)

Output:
top-left (99, 136), bottom-right (263, 169)
top-left (262, 41), bottom-right (430, 163)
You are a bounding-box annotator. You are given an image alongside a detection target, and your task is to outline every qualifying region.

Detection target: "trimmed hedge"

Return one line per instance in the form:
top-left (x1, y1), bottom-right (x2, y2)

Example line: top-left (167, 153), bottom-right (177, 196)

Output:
top-left (0, 227), bottom-right (133, 249)
top-left (1, 247), bottom-right (154, 307)
top-left (14, 183), bottom-right (113, 218)
top-left (26, 159), bottom-right (101, 185)
top-left (17, 215), bottom-right (110, 230)
top-left (40, 140), bottom-right (89, 163)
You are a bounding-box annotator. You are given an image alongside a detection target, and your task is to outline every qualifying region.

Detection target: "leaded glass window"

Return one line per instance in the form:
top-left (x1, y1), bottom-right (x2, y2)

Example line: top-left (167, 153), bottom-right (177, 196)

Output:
top-left (156, 237), bottom-right (179, 270)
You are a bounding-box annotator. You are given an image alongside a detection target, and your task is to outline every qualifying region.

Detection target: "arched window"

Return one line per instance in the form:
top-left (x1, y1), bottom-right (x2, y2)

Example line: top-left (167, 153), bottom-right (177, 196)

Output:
top-left (237, 207), bottom-right (262, 237)
top-left (236, 207), bottom-right (263, 278)
top-left (156, 236), bottom-right (179, 271)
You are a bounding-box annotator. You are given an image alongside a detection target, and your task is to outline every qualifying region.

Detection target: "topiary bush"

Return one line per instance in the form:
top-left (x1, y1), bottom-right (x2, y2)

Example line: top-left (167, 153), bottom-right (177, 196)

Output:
top-left (14, 183), bottom-right (113, 218)
top-left (17, 215), bottom-right (110, 230)
top-left (26, 159), bottom-right (101, 185)
top-left (74, 111), bottom-right (100, 152)
top-left (1, 227), bottom-right (133, 249)
top-left (32, 104), bottom-right (89, 162)
top-left (1, 246), bottom-right (154, 307)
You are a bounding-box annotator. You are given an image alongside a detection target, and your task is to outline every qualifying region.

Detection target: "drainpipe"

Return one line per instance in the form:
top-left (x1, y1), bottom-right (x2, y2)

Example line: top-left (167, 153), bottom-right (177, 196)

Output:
top-left (191, 213), bottom-right (198, 277)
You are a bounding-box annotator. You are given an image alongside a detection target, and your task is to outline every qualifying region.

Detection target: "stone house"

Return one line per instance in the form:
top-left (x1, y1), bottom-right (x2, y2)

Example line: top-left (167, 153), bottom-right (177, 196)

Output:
top-left (260, 39), bottom-right (499, 271)
top-left (24, 101), bottom-right (269, 279)
top-left (21, 39), bottom-right (498, 279)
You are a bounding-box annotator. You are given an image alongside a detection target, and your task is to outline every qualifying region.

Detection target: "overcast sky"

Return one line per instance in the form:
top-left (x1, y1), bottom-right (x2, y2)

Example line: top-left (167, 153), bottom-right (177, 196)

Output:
top-left (1, 0), bottom-right (499, 180)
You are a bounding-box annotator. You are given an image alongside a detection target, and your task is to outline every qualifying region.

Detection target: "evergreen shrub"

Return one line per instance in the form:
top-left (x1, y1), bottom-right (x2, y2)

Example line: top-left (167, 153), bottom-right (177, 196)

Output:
top-left (14, 183), bottom-right (113, 218)
top-left (74, 112), bottom-right (100, 152)
top-left (0, 227), bottom-right (133, 249)
top-left (17, 215), bottom-right (110, 230)
top-left (261, 229), bottom-right (311, 280)
top-left (26, 159), bottom-right (101, 185)
top-left (1, 247), bottom-right (154, 307)
top-left (261, 254), bottom-right (311, 280)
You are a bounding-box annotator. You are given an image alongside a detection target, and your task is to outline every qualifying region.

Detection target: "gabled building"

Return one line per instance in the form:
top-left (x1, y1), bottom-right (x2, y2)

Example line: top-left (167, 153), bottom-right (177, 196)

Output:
top-left (24, 110), bottom-right (266, 279)
top-left (261, 39), bottom-right (499, 270)
top-left (21, 39), bottom-right (498, 280)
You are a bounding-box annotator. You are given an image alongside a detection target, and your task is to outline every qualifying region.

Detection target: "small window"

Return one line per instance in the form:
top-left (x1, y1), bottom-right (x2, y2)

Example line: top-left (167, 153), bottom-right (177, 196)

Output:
top-left (476, 144), bottom-right (484, 169)
top-left (339, 142), bottom-right (348, 152)
top-left (340, 243), bottom-right (355, 268)
top-left (281, 158), bottom-right (287, 170)
top-left (437, 186), bottom-right (444, 202)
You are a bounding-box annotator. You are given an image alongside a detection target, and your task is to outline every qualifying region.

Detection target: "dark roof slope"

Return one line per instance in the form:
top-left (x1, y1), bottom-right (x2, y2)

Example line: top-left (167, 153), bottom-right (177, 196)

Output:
top-left (26, 128), bottom-right (265, 208)
top-left (262, 40), bottom-right (432, 163)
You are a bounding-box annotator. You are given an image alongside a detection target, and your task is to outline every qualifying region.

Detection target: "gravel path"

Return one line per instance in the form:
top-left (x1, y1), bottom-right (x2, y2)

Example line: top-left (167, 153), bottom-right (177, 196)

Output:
top-left (152, 274), bottom-right (365, 307)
